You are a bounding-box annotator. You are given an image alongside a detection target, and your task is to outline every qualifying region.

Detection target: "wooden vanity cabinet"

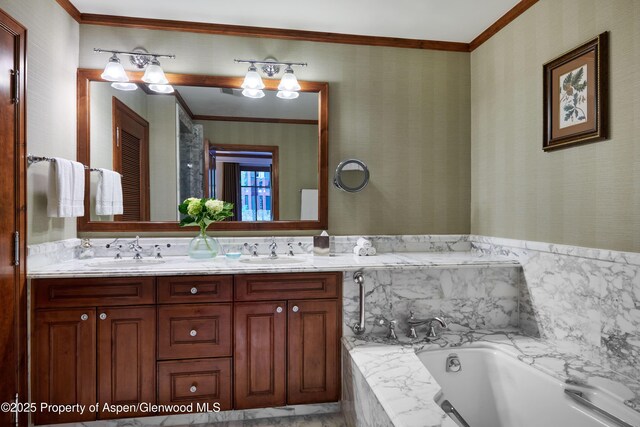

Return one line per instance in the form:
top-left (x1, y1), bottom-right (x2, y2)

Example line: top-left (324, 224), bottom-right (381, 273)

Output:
top-left (32, 278), bottom-right (156, 425)
top-left (156, 275), bottom-right (234, 412)
top-left (234, 273), bottom-right (341, 409)
top-left (32, 272), bottom-right (341, 424)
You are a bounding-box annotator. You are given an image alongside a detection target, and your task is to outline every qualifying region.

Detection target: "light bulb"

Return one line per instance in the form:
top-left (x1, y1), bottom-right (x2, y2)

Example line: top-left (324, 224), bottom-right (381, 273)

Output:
top-left (276, 90), bottom-right (299, 100)
top-left (101, 54), bottom-right (128, 82)
top-left (241, 64), bottom-right (265, 90)
top-left (242, 88), bottom-right (265, 98)
top-left (148, 84), bottom-right (174, 94)
top-left (142, 58), bottom-right (169, 84)
top-left (111, 82), bottom-right (138, 91)
top-left (278, 66), bottom-right (300, 91)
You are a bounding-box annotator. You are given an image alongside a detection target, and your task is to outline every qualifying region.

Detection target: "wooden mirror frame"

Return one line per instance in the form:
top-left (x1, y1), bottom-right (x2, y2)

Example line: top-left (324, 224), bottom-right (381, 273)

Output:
top-left (77, 68), bottom-right (328, 232)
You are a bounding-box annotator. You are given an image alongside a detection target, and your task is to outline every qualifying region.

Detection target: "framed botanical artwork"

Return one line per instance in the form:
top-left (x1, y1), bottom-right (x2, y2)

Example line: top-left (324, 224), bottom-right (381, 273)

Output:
top-left (543, 31), bottom-right (608, 151)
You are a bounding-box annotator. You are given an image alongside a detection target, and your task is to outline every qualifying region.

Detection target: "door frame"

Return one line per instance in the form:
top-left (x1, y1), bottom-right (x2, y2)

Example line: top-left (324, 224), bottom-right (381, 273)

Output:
top-left (112, 96), bottom-right (150, 221)
top-left (0, 6), bottom-right (27, 426)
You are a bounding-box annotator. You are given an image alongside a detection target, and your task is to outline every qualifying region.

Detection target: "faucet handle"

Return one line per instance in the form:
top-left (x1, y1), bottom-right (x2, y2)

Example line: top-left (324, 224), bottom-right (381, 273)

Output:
top-left (387, 320), bottom-right (398, 340)
top-left (243, 242), bottom-right (259, 257)
top-left (287, 242), bottom-right (303, 256)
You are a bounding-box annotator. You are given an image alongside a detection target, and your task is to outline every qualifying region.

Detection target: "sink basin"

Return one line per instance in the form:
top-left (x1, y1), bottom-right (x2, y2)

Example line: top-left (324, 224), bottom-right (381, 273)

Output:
top-left (239, 257), bottom-right (307, 265)
top-left (86, 259), bottom-right (166, 268)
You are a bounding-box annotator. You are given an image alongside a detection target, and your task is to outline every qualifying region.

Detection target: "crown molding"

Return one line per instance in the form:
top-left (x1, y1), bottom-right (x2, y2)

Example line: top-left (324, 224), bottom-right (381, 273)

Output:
top-left (469, 0), bottom-right (539, 51)
top-left (56, 0), bottom-right (538, 52)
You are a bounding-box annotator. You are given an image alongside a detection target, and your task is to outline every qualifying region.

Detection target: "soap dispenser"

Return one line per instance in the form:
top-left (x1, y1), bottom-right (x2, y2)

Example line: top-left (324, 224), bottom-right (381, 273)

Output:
top-left (313, 230), bottom-right (330, 256)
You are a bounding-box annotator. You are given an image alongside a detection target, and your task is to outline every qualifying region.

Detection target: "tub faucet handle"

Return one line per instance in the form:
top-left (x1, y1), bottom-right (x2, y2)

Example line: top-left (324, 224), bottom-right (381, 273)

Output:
top-left (387, 320), bottom-right (398, 340)
top-left (426, 317), bottom-right (448, 340)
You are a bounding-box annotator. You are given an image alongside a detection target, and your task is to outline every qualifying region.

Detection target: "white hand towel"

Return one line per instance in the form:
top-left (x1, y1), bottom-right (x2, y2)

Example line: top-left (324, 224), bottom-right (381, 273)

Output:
top-left (353, 245), bottom-right (367, 256)
top-left (366, 247), bottom-right (377, 256)
top-left (112, 171), bottom-right (123, 215)
top-left (96, 169), bottom-right (123, 216)
top-left (71, 160), bottom-right (85, 217)
top-left (356, 237), bottom-right (372, 249)
top-left (47, 158), bottom-right (85, 218)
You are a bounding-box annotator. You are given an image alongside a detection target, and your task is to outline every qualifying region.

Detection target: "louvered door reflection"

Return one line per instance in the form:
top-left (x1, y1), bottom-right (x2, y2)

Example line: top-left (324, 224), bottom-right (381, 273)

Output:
top-left (113, 97), bottom-right (150, 221)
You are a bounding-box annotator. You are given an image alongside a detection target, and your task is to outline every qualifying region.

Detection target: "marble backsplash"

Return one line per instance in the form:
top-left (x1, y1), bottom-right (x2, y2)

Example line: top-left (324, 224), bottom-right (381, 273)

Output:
top-left (27, 235), bottom-right (471, 269)
top-left (471, 235), bottom-right (640, 384)
top-left (342, 266), bottom-right (521, 338)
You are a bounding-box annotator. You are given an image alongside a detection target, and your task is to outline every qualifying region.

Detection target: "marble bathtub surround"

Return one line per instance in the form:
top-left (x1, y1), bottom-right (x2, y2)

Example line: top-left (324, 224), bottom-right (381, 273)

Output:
top-left (343, 330), bottom-right (640, 427)
top-left (470, 235), bottom-right (640, 386)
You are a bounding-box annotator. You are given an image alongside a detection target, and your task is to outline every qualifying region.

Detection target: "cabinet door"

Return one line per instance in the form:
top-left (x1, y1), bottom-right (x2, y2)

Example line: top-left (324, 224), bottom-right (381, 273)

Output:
top-left (234, 301), bottom-right (286, 409)
top-left (97, 306), bottom-right (156, 419)
top-left (287, 299), bottom-right (340, 404)
top-left (33, 309), bottom-right (96, 425)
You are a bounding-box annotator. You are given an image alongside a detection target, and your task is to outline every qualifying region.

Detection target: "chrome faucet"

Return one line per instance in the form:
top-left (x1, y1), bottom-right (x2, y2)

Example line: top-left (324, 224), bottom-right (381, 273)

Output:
top-left (406, 311), bottom-right (448, 340)
top-left (244, 242), bottom-right (259, 257)
top-left (268, 238), bottom-right (278, 259)
top-left (105, 238), bottom-right (123, 259)
top-left (128, 236), bottom-right (143, 260)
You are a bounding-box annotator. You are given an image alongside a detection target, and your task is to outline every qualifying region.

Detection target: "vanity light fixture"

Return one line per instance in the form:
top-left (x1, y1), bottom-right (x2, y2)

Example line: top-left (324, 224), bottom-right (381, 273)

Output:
top-left (110, 82), bottom-right (138, 91)
top-left (100, 54), bottom-right (128, 82)
top-left (95, 47), bottom-right (175, 92)
top-left (235, 58), bottom-right (307, 100)
top-left (240, 63), bottom-right (266, 99)
top-left (148, 84), bottom-right (175, 94)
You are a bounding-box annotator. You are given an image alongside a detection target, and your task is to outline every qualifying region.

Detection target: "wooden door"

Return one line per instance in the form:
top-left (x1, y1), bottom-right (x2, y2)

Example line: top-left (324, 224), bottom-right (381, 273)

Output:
top-left (287, 299), bottom-right (340, 404)
top-left (33, 309), bottom-right (96, 425)
top-left (0, 10), bottom-right (26, 427)
top-left (112, 97), bottom-right (150, 221)
top-left (97, 306), bottom-right (156, 419)
top-left (234, 301), bottom-right (286, 409)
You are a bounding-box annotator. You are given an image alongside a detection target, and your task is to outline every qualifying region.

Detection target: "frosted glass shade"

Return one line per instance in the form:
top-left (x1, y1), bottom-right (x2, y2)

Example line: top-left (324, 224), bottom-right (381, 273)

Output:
top-left (142, 62), bottom-right (169, 85)
top-left (278, 71), bottom-right (300, 92)
top-left (111, 82), bottom-right (138, 91)
top-left (276, 90), bottom-right (299, 100)
top-left (148, 84), bottom-right (174, 94)
top-left (241, 70), bottom-right (265, 90)
top-left (242, 88), bottom-right (265, 99)
top-left (101, 57), bottom-right (128, 82)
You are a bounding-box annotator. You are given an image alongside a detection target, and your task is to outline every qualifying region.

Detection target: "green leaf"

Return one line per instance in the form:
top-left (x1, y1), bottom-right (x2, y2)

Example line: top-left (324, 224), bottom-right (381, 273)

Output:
top-left (563, 72), bottom-right (573, 86)
top-left (179, 217), bottom-right (197, 227)
top-left (572, 67), bottom-right (584, 86)
top-left (563, 104), bottom-right (574, 111)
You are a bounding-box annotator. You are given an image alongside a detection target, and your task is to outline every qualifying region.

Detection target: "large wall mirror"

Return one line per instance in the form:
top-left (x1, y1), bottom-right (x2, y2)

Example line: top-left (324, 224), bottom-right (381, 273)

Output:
top-left (77, 69), bottom-right (328, 232)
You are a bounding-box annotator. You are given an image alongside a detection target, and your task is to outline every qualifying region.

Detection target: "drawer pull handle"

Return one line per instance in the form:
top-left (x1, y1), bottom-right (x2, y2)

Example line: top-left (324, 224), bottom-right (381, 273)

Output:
top-left (276, 306), bottom-right (283, 313)
top-left (99, 313), bottom-right (107, 320)
top-left (190, 385), bottom-right (197, 393)
top-left (190, 329), bottom-right (197, 337)
top-left (292, 305), bottom-right (299, 313)
top-left (190, 287), bottom-right (198, 295)
top-left (80, 314), bottom-right (88, 321)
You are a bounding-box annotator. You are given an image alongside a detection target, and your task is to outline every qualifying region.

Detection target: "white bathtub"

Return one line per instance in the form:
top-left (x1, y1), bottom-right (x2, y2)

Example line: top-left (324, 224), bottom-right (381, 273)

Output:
top-left (417, 346), bottom-right (640, 427)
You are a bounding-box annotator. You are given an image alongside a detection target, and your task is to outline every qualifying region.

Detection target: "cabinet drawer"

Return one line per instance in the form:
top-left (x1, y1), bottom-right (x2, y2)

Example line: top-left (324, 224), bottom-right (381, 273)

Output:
top-left (158, 275), bottom-right (232, 303)
top-left (235, 273), bottom-right (340, 301)
top-left (157, 358), bottom-right (232, 412)
top-left (33, 277), bottom-right (155, 308)
top-left (158, 304), bottom-right (232, 359)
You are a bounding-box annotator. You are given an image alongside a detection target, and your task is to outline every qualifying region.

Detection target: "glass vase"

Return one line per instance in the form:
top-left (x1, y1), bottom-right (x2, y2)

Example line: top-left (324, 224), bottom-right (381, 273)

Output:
top-left (188, 230), bottom-right (220, 259)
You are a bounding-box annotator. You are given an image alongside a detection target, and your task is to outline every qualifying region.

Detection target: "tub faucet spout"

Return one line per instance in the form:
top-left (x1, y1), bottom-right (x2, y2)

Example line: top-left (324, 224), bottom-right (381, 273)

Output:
top-left (406, 311), bottom-right (447, 339)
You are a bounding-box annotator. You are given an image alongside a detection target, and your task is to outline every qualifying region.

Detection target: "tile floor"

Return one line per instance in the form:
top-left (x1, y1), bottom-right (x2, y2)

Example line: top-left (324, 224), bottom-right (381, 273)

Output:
top-left (187, 413), bottom-right (347, 427)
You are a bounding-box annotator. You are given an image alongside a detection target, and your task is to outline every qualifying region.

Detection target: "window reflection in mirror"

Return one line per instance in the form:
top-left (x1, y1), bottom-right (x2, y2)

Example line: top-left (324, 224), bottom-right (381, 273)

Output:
top-left (88, 81), bottom-right (318, 223)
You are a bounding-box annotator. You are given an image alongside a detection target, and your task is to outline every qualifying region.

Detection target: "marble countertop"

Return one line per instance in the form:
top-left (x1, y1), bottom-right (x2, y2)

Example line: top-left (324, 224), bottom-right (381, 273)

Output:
top-left (27, 251), bottom-right (519, 278)
top-left (343, 330), bottom-right (640, 427)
